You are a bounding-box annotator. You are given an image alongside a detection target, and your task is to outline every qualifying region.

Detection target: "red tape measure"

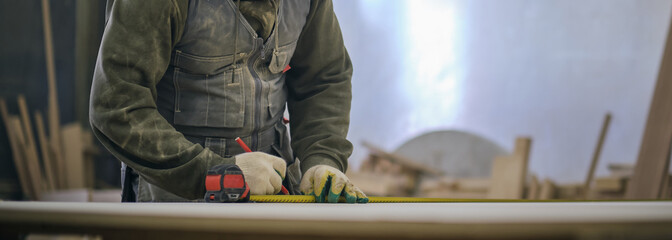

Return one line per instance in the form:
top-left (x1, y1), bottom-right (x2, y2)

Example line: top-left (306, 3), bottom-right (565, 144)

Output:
top-left (204, 164), bottom-right (250, 202)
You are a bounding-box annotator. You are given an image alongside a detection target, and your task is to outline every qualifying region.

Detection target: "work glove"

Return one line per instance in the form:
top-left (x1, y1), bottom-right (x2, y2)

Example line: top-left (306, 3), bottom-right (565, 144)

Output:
top-left (235, 152), bottom-right (286, 195)
top-left (300, 165), bottom-right (368, 203)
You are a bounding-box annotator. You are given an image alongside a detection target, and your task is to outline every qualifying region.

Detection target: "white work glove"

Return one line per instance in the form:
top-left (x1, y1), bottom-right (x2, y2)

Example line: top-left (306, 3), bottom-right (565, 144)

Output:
top-left (300, 165), bottom-right (368, 203)
top-left (235, 152), bottom-right (286, 195)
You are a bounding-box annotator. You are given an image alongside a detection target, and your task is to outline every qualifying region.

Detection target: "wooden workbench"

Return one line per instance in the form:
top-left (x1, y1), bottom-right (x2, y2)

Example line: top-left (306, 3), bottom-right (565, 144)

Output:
top-left (1, 201), bottom-right (672, 239)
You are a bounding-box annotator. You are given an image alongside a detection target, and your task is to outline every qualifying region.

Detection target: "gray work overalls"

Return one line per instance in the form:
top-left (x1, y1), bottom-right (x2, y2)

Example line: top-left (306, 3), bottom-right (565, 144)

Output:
top-left (119, 0), bottom-right (310, 202)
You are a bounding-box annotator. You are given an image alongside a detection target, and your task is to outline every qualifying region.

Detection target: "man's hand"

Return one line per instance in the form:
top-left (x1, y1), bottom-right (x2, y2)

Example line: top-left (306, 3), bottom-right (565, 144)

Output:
top-left (300, 165), bottom-right (368, 203)
top-left (235, 152), bottom-right (286, 195)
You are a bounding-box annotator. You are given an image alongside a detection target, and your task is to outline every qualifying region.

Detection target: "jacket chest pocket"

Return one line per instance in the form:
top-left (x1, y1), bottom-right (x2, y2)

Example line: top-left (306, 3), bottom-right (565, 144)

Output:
top-left (265, 41), bottom-right (297, 118)
top-left (173, 68), bottom-right (245, 128)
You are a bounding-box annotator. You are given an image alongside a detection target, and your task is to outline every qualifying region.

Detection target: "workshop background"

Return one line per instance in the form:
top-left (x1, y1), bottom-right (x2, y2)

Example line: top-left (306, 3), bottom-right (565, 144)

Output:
top-left (1, 0), bottom-right (671, 201)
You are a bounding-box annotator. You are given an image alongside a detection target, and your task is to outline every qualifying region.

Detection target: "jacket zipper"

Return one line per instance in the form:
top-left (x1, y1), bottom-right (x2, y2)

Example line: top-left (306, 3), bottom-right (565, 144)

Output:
top-left (249, 37), bottom-right (264, 150)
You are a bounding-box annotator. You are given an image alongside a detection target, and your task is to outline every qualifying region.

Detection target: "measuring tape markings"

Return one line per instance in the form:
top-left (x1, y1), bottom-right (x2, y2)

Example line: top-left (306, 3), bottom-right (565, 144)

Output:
top-left (249, 195), bottom-right (671, 203)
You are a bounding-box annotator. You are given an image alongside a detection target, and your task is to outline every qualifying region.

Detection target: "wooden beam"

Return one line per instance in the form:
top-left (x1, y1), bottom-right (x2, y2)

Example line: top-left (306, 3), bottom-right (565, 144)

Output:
top-left (10, 117), bottom-right (39, 200)
top-left (626, 11), bottom-right (672, 199)
top-left (583, 113), bottom-right (612, 199)
top-left (0, 99), bottom-right (33, 199)
top-left (17, 95), bottom-right (46, 196)
top-left (41, 0), bottom-right (66, 190)
top-left (488, 137), bottom-right (532, 199)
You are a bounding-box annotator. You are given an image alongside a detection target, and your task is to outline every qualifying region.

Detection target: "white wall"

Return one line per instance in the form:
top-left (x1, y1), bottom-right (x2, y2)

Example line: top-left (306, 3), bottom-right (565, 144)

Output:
top-left (334, 0), bottom-right (672, 183)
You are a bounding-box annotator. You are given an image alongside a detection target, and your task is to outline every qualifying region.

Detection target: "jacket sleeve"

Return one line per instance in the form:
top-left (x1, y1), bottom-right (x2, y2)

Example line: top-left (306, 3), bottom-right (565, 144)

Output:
top-left (89, 0), bottom-right (234, 200)
top-left (286, 0), bottom-right (354, 174)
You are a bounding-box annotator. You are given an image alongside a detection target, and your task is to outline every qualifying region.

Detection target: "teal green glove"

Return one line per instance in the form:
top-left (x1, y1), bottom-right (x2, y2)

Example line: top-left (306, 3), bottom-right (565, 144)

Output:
top-left (300, 165), bottom-right (368, 203)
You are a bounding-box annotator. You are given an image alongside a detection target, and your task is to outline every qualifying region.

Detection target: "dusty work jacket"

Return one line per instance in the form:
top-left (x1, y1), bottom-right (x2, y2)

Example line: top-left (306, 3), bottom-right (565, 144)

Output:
top-left (90, 0), bottom-right (353, 201)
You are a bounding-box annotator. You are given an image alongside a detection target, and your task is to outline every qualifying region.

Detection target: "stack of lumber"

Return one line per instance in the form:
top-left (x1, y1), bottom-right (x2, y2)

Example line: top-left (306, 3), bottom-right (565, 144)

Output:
top-left (526, 163), bottom-right (672, 200)
top-left (347, 142), bottom-right (442, 196)
top-left (1, 97), bottom-right (97, 200)
top-left (525, 175), bottom-right (558, 200)
top-left (586, 163), bottom-right (672, 200)
top-left (0, 0), bottom-right (98, 201)
top-left (350, 136), bottom-right (533, 199)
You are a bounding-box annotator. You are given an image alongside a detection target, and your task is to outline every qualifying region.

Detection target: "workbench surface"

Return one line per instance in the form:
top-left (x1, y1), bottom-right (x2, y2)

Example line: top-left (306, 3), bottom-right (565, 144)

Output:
top-left (2, 201), bottom-right (672, 239)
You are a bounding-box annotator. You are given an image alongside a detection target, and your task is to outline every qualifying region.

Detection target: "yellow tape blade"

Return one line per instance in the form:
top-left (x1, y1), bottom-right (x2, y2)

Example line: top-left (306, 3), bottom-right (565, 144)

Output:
top-left (249, 195), bottom-right (671, 203)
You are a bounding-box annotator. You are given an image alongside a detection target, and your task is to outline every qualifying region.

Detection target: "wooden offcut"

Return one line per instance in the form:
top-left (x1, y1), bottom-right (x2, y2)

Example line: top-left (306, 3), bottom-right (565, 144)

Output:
top-left (626, 10), bottom-right (672, 199)
top-left (526, 175), bottom-right (540, 200)
top-left (488, 137), bottom-right (532, 199)
top-left (539, 179), bottom-right (556, 200)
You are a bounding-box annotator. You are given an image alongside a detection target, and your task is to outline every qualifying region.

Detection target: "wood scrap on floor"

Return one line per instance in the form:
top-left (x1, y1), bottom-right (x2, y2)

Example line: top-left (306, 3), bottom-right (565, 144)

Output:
top-left (539, 179), bottom-right (557, 200)
top-left (526, 175), bottom-right (540, 200)
top-left (487, 137), bottom-right (532, 199)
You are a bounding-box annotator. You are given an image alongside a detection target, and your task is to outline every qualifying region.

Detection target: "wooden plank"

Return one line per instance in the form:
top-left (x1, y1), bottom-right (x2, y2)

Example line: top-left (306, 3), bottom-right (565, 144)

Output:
top-left (539, 179), bottom-right (556, 200)
top-left (34, 111), bottom-right (57, 190)
top-left (626, 9), bottom-right (672, 199)
top-left (61, 123), bottom-right (85, 189)
top-left (53, 139), bottom-right (67, 189)
top-left (526, 175), bottom-right (540, 200)
top-left (556, 183), bottom-right (583, 200)
top-left (0, 99), bottom-right (33, 199)
top-left (10, 117), bottom-right (39, 200)
top-left (41, 0), bottom-right (66, 190)
top-left (594, 177), bottom-right (627, 193)
top-left (487, 156), bottom-right (513, 198)
top-left (17, 95), bottom-right (46, 197)
top-left (583, 113), bottom-right (612, 199)
top-left (487, 137), bottom-right (532, 199)
top-left (608, 163), bottom-right (634, 178)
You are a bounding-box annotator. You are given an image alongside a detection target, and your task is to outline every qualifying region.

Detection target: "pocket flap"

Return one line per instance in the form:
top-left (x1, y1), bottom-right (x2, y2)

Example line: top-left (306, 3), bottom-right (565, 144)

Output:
top-left (269, 41), bottom-right (297, 74)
